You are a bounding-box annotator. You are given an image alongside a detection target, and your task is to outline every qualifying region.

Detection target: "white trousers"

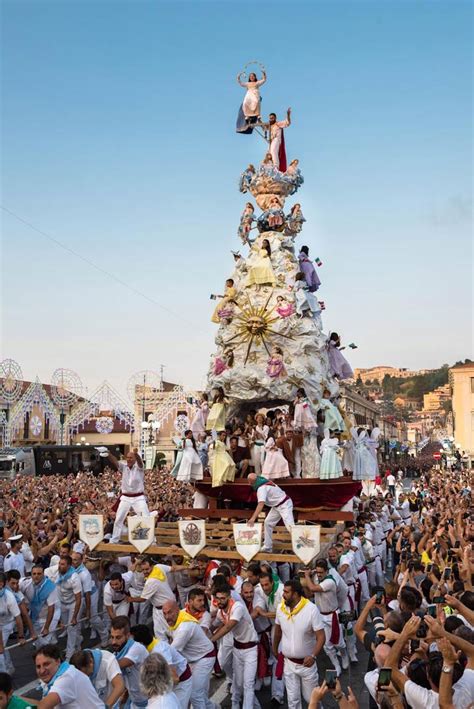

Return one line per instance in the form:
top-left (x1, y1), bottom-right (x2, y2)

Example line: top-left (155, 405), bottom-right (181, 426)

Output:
top-left (270, 137), bottom-right (282, 167)
top-left (60, 603), bottom-right (79, 660)
top-left (174, 676), bottom-right (193, 709)
top-left (218, 631), bottom-right (233, 681)
top-left (33, 615), bottom-right (59, 647)
top-left (232, 645), bottom-right (260, 709)
top-left (264, 500), bottom-right (294, 551)
top-left (188, 655), bottom-right (214, 709)
top-left (292, 448), bottom-right (302, 478)
top-left (110, 494), bottom-right (149, 543)
top-left (284, 658), bottom-right (319, 709)
top-left (358, 569), bottom-right (371, 605)
top-left (0, 622), bottom-right (15, 673)
top-left (78, 590), bottom-right (108, 645)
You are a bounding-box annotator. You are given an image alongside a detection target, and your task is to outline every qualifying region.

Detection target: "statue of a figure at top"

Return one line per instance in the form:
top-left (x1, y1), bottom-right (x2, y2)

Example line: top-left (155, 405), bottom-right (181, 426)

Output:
top-left (235, 63), bottom-right (292, 173)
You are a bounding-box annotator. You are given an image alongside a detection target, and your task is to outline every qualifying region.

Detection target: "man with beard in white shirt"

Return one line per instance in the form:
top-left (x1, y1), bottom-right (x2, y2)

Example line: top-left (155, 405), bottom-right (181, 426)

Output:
top-left (104, 571), bottom-right (135, 621)
top-left (55, 556), bottom-right (82, 661)
top-left (210, 582), bottom-right (260, 709)
top-left (184, 588), bottom-right (212, 636)
top-left (163, 599), bottom-right (217, 709)
top-left (20, 564), bottom-right (60, 646)
top-left (110, 615), bottom-right (149, 709)
top-left (325, 559), bottom-right (358, 664)
top-left (336, 540), bottom-right (359, 611)
top-left (132, 559), bottom-right (186, 639)
top-left (341, 525), bottom-right (370, 606)
top-left (256, 571), bottom-right (285, 704)
top-left (273, 579), bottom-right (325, 708)
top-left (304, 559), bottom-right (348, 676)
top-left (0, 571), bottom-right (24, 674)
top-left (108, 448), bottom-right (149, 545)
top-left (240, 581), bottom-right (272, 697)
top-left (356, 521), bottom-right (377, 590)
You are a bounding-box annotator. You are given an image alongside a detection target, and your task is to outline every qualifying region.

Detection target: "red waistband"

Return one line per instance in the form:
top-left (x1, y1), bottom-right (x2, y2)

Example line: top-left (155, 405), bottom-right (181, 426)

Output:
top-left (234, 640), bottom-right (258, 649)
top-left (275, 495), bottom-right (290, 507)
top-left (121, 491), bottom-right (145, 497)
top-left (179, 665), bottom-right (192, 682)
top-left (320, 610), bottom-right (338, 615)
top-left (285, 656), bottom-right (305, 665)
top-left (199, 648), bottom-right (217, 661)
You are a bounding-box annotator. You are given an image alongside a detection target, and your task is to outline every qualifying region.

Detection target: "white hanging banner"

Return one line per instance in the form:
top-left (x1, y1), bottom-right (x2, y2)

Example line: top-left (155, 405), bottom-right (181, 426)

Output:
top-left (233, 523), bottom-right (262, 562)
top-left (291, 525), bottom-right (320, 565)
top-left (178, 520), bottom-right (206, 558)
top-left (79, 515), bottom-right (104, 551)
top-left (128, 515), bottom-right (155, 553)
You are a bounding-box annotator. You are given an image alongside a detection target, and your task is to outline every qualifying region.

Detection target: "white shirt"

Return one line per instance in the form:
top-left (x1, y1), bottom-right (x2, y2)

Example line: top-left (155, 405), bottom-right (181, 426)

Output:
top-left (48, 664), bottom-right (104, 707)
top-left (147, 693), bottom-right (180, 709)
top-left (119, 640), bottom-right (149, 705)
top-left (56, 572), bottom-right (82, 606)
top-left (141, 567), bottom-right (175, 608)
top-left (151, 638), bottom-right (188, 675)
top-left (119, 461), bottom-right (145, 495)
top-left (0, 588), bottom-right (20, 626)
top-left (313, 576), bottom-right (339, 613)
top-left (20, 578), bottom-right (60, 623)
top-left (404, 669), bottom-right (474, 709)
top-left (75, 567), bottom-right (94, 595)
top-left (256, 482), bottom-right (287, 507)
top-left (169, 619), bottom-right (214, 662)
top-left (387, 474), bottom-right (395, 486)
top-left (339, 550), bottom-right (357, 585)
top-left (275, 599), bottom-right (324, 658)
top-left (103, 571), bottom-right (134, 608)
top-left (217, 600), bottom-right (258, 644)
top-left (92, 649), bottom-right (121, 701)
top-left (327, 568), bottom-right (350, 611)
top-left (4, 550), bottom-right (25, 577)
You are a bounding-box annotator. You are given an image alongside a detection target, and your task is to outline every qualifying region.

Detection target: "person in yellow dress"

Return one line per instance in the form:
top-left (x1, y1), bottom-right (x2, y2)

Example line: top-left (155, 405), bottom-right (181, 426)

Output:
top-left (206, 387), bottom-right (227, 431)
top-left (210, 431), bottom-right (236, 487)
top-left (211, 278), bottom-right (238, 324)
top-left (247, 239), bottom-right (276, 288)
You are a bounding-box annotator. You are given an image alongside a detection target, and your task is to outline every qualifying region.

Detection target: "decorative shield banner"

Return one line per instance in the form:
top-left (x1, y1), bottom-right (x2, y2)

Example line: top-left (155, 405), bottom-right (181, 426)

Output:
top-left (178, 520), bottom-right (206, 558)
top-left (233, 523), bottom-right (262, 562)
top-left (79, 514), bottom-right (104, 551)
top-left (291, 525), bottom-right (320, 565)
top-left (128, 515), bottom-right (155, 553)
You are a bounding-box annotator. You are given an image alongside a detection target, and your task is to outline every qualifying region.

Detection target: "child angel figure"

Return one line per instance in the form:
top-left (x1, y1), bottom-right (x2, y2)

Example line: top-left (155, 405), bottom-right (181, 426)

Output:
top-left (285, 159), bottom-right (304, 192)
top-left (266, 346), bottom-right (286, 378)
top-left (238, 202), bottom-right (255, 243)
top-left (211, 278), bottom-right (238, 324)
top-left (285, 203), bottom-right (306, 236)
top-left (275, 295), bottom-right (295, 318)
top-left (239, 164), bottom-right (255, 193)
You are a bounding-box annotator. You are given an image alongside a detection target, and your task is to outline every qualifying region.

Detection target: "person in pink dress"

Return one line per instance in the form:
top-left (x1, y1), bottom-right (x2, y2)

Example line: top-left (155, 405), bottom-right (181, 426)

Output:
top-left (266, 346), bottom-right (286, 378)
top-left (261, 437), bottom-right (290, 480)
top-left (275, 296), bottom-right (295, 318)
top-left (293, 388), bottom-right (317, 431)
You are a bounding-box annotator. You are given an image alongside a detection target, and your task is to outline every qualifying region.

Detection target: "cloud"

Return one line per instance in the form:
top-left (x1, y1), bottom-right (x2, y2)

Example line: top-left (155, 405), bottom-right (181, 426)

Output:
top-left (425, 195), bottom-right (472, 228)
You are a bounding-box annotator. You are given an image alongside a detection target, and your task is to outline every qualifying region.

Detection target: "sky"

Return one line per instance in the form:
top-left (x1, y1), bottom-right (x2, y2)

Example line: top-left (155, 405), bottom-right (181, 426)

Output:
top-left (1, 0), bottom-right (472, 400)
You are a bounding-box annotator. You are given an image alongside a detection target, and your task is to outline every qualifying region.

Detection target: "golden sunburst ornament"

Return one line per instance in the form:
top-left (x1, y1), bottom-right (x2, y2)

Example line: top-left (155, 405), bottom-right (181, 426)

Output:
top-left (223, 292), bottom-right (293, 365)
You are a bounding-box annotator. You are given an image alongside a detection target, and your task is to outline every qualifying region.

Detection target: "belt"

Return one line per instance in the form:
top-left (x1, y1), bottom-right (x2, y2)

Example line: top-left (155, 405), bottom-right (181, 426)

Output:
top-left (320, 610), bottom-right (338, 615)
top-left (121, 491), bottom-right (145, 497)
top-left (234, 640), bottom-right (258, 649)
top-left (366, 559), bottom-right (375, 565)
top-left (358, 567), bottom-right (367, 573)
top-left (179, 664), bottom-right (192, 682)
top-left (112, 598), bottom-right (126, 604)
top-left (198, 648), bottom-right (217, 662)
top-left (286, 656), bottom-right (306, 665)
top-left (275, 495), bottom-right (290, 508)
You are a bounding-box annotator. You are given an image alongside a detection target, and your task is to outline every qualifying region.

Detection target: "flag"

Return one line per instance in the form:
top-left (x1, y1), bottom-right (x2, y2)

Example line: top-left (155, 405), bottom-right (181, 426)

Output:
top-left (315, 258), bottom-right (323, 267)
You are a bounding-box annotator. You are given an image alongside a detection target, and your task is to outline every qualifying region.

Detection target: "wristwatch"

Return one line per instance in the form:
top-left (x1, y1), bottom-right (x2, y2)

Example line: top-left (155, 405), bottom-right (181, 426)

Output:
top-left (442, 665), bottom-right (453, 673)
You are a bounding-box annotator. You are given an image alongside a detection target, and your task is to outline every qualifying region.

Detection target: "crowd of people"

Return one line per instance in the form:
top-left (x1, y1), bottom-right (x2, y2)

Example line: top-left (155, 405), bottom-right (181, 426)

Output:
top-left (0, 453), bottom-right (472, 708)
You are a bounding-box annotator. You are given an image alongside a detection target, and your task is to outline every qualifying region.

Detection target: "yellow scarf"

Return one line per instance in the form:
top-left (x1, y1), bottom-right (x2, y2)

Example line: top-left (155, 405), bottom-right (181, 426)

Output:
top-left (279, 596), bottom-right (309, 620)
top-left (147, 638), bottom-right (158, 652)
top-left (148, 565), bottom-right (166, 582)
top-left (168, 609), bottom-right (198, 631)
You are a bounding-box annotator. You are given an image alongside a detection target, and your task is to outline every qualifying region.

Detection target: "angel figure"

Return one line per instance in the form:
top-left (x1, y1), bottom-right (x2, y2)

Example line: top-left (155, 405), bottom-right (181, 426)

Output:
top-left (266, 346), bottom-right (286, 378)
top-left (246, 239), bottom-right (276, 288)
top-left (285, 203), bottom-right (306, 236)
top-left (285, 159), bottom-right (304, 192)
top-left (211, 278), bottom-right (237, 324)
top-left (191, 394), bottom-right (209, 440)
top-left (319, 430), bottom-right (343, 480)
top-left (327, 332), bottom-right (354, 380)
top-left (320, 390), bottom-right (346, 432)
top-left (239, 164), bottom-right (255, 193)
top-left (293, 387), bottom-right (317, 432)
top-left (275, 295), bottom-right (295, 318)
top-left (206, 387), bottom-right (227, 432)
top-left (238, 202), bottom-right (255, 243)
top-left (210, 430), bottom-right (236, 487)
top-left (236, 70), bottom-right (267, 130)
top-left (266, 196), bottom-right (285, 229)
top-left (351, 427), bottom-right (374, 482)
top-left (261, 436), bottom-right (290, 480)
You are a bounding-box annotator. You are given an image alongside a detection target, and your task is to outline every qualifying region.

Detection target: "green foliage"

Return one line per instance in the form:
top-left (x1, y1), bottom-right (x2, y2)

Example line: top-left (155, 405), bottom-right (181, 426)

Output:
top-left (382, 366), bottom-right (449, 400)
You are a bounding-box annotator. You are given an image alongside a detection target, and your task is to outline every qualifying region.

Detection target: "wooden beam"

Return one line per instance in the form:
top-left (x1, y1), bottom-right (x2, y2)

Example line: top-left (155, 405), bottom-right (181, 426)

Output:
top-left (178, 508), bottom-right (353, 522)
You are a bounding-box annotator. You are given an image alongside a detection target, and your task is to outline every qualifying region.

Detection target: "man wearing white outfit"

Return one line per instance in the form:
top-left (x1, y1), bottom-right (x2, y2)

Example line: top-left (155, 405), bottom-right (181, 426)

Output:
top-left (247, 474), bottom-right (294, 553)
top-left (259, 109), bottom-right (292, 168)
top-left (273, 579), bottom-right (325, 709)
top-left (304, 559), bottom-right (348, 676)
top-left (70, 647), bottom-right (125, 708)
top-left (163, 600), bottom-right (216, 709)
top-left (3, 536), bottom-right (26, 577)
top-left (104, 571), bottom-right (135, 621)
top-left (254, 572), bottom-right (285, 704)
top-left (20, 564), bottom-right (60, 646)
top-left (0, 572), bottom-right (24, 674)
top-left (110, 616), bottom-right (149, 709)
top-left (34, 643), bottom-right (104, 708)
top-left (72, 550), bottom-right (108, 647)
top-left (210, 584), bottom-right (260, 709)
top-left (133, 559), bottom-right (186, 639)
top-left (108, 448), bottom-right (149, 544)
top-left (55, 555), bottom-right (82, 661)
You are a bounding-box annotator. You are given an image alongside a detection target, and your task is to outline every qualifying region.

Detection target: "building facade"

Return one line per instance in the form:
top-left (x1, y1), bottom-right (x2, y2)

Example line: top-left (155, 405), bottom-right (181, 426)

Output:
top-left (450, 363), bottom-right (474, 462)
top-left (354, 366), bottom-right (434, 384)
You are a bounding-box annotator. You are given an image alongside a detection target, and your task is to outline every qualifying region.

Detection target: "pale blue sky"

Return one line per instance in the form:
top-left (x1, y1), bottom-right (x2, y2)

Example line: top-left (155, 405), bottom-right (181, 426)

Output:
top-left (1, 0), bottom-right (472, 398)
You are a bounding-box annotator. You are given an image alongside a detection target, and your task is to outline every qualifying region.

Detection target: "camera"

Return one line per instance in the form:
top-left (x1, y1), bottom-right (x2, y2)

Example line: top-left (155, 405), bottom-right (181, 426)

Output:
top-left (338, 610), bottom-right (355, 625)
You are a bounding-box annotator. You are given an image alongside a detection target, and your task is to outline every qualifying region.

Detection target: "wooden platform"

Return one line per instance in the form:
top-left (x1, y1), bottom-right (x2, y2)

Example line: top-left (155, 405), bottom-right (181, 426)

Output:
top-left (94, 519), bottom-right (343, 564)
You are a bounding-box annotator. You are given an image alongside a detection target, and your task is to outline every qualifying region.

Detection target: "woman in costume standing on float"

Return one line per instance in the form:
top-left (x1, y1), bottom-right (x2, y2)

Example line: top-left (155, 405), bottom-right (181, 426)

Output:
top-left (176, 429), bottom-right (203, 483)
top-left (236, 69), bottom-right (267, 132)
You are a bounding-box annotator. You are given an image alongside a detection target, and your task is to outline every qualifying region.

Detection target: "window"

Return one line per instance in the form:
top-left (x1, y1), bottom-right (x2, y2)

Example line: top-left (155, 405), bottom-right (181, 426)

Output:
top-left (471, 378), bottom-right (474, 394)
top-left (23, 412), bottom-right (30, 440)
top-left (44, 416), bottom-right (50, 439)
